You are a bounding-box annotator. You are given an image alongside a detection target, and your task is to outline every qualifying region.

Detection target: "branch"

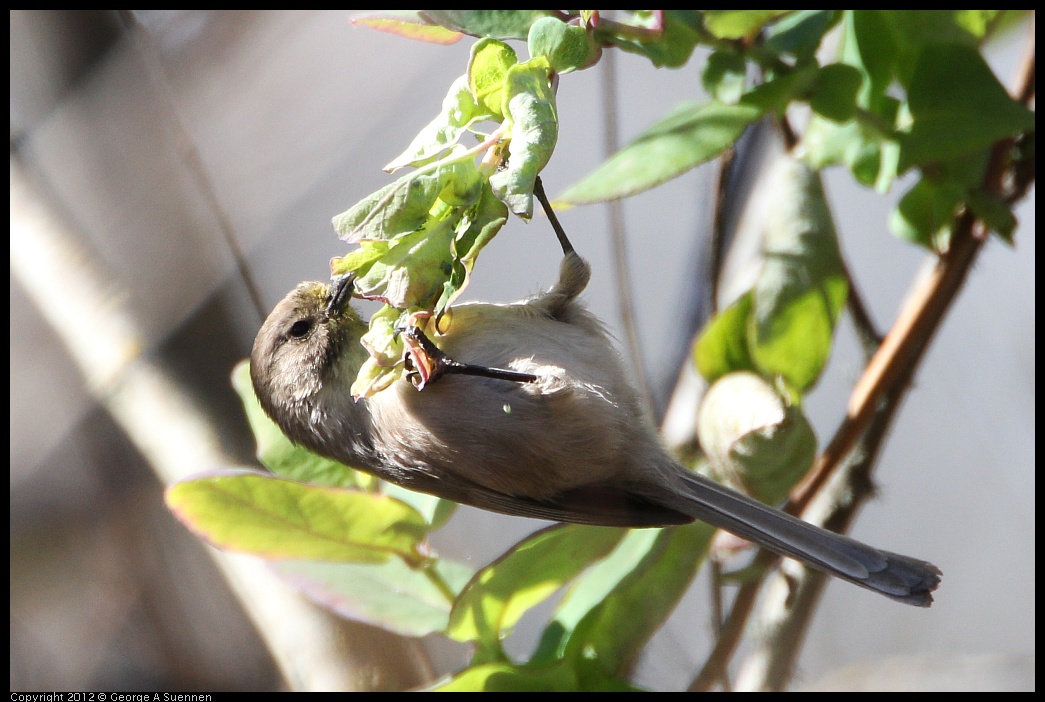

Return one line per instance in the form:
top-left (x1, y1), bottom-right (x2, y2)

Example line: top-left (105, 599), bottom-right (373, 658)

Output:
top-left (738, 31), bottom-right (1037, 693)
top-left (691, 28), bottom-right (1035, 691)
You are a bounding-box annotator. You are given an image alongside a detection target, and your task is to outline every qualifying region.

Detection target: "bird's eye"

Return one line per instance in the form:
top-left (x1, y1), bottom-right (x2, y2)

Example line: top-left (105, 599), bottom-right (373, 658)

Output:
top-left (288, 318), bottom-right (313, 339)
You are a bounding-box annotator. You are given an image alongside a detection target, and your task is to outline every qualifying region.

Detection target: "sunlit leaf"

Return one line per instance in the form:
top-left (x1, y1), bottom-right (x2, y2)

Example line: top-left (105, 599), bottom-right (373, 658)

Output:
top-left (436, 182), bottom-right (509, 316)
top-left (429, 660), bottom-right (642, 691)
top-left (421, 10), bottom-right (558, 40)
top-left (165, 471), bottom-right (428, 564)
top-left (702, 10), bottom-right (794, 40)
top-left (468, 38), bottom-right (518, 118)
top-left (447, 524), bottom-right (625, 648)
top-left (534, 529), bottom-right (662, 664)
top-left (693, 291), bottom-right (758, 383)
top-left (385, 75), bottom-right (490, 171)
top-left (331, 167), bottom-right (445, 243)
top-left (350, 11), bottom-right (463, 45)
top-left (698, 372), bottom-right (816, 505)
top-left (557, 524), bottom-right (714, 678)
top-left (273, 557), bottom-right (473, 637)
top-left (489, 58), bottom-right (558, 218)
top-left (329, 239), bottom-right (389, 279)
top-left (527, 16), bottom-right (597, 74)
top-left (750, 157), bottom-right (848, 394)
top-left (430, 661), bottom-right (580, 692)
top-left (352, 305), bottom-right (405, 398)
top-left (557, 101), bottom-right (762, 205)
top-left (351, 220), bottom-right (456, 309)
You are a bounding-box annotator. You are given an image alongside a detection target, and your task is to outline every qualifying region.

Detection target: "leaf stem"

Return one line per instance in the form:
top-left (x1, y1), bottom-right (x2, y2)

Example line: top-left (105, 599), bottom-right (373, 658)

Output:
top-left (420, 559), bottom-right (459, 605)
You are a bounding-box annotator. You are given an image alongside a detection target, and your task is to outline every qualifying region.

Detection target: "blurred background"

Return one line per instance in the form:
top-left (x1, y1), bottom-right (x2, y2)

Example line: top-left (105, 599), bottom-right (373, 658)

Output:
top-left (10, 10), bottom-right (1035, 691)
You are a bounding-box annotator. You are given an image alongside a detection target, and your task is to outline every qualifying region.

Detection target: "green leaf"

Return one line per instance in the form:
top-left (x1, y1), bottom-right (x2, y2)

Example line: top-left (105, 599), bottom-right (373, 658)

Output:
top-left (385, 75), bottom-right (489, 171)
top-left (799, 113), bottom-right (895, 189)
top-left (845, 10), bottom-right (897, 107)
top-left (527, 16), bottom-right (597, 74)
top-left (274, 556), bottom-right (473, 637)
top-left (421, 10), bottom-right (558, 40)
top-left (348, 209), bottom-right (464, 309)
top-left (739, 62), bottom-right (819, 116)
top-left (489, 58), bottom-right (558, 218)
top-left (381, 481), bottom-right (458, 530)
top-left (436, 182), bottom-right (509, 316)
top-left (899, 43), bottom-right (1034, 169)
top-left (702, 50), bottom-right (748, 104)
top-left (557, 101), bottom-right (762, 205)
top-left (693, 291), bottom-right (758, 383)
top-left (165, 471), bottom-right (429, 564)
top-left (765, 10), bottom-right (840, 60)
top-left (352, 304), bottom-right (405, 398)
top-left (601, 10), bottom-right (700, 69)
top-left (351, 355), bottom-right (401, 399)
top-left (447, 524), bottom-right (625, 648)
top-left (890, 177), bottom-right (964, 251)
top-left (559, 524), bottom-right (714, 678)
top-left (329, 239), bottom-right (389, 279)
top-left (429, 660), bottom-right (643, 692)
top-left (833, 10), bottom-right (905, 191)
top-left (966, 188), bottom-right (1017, 244)
top-left (430, 661), bottom-right (580, 692)
top-left (809, 63), bottom-right (863, 123)
top-left (702, 10), bottom-right (794, 40)
top-left (350, 11), bottom-right (463, 45)
top-left (468, 38), bottom-right (518, 118)
top-left (953, 10), bottom-right (1006, 38)
top-left (875, 11), bottom-right (986, 89)
top-left (534, 529), bottom-right (661, 663)
top-left (231, 361), bottom-right (364, 489)
top-left (331, 166), bottom-right (446, 244)
top-left (750, 158), bottom-right (848, 394)
top-left (697, 372), bottom-right (817, 505)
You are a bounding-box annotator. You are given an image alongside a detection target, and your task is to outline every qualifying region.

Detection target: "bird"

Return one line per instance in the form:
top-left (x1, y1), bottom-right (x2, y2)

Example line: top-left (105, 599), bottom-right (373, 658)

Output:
top-left (249, 240), bottom-right (941, 606)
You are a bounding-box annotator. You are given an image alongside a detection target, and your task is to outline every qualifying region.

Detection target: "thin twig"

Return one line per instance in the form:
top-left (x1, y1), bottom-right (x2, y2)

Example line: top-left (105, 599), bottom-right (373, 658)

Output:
top-left (599, 47), bottom-right (656, 416)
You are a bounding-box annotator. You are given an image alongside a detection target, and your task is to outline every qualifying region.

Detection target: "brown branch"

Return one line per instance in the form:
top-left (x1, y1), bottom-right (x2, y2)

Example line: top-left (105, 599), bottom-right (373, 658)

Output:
top-left (690, 29), bottom-right (1035, 691)
top-left (790, 33), bottom-right (1035, 514)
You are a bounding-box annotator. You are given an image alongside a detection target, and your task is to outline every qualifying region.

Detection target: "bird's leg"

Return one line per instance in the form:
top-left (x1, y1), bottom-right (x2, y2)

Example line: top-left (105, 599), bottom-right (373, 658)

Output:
top-left (401, 325), bottom-right (538, 389)
top-left (401, 178), bottom-right (571, 390)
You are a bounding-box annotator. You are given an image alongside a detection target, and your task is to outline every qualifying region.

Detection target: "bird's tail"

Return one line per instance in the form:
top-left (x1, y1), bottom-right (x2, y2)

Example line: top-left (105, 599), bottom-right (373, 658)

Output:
top-left (667, 469), bottom-right (941, 606)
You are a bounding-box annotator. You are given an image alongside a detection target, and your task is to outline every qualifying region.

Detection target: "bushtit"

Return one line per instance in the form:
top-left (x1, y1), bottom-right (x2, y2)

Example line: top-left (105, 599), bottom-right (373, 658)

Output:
top-left (250, 250), bottom-right (941, 606)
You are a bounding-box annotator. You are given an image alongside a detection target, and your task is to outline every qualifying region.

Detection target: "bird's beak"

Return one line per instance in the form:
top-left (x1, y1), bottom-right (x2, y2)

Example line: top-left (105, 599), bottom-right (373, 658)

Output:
top-left (326, 273), bottom-right (357, 318)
